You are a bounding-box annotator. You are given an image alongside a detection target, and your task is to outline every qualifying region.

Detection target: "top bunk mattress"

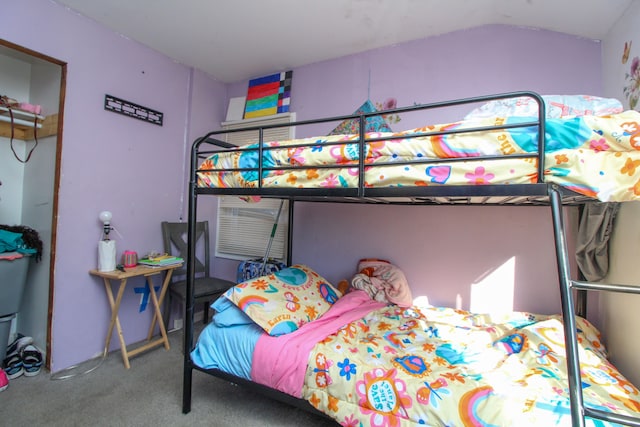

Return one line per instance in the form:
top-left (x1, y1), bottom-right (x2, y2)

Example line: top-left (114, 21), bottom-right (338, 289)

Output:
top-left (194, 94), bottom-right (640, 203)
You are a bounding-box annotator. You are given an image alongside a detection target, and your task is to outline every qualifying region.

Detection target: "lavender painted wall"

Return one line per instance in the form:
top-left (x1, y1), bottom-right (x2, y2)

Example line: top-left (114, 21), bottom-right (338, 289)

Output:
top-left (229, 25), bottom-right (603, 132)
top-left (223, 25), bottom-right (603, 319)
top-left (2, 0), bottom-right (225, 371)
top-left (291, 203), bottom-right (580, 317)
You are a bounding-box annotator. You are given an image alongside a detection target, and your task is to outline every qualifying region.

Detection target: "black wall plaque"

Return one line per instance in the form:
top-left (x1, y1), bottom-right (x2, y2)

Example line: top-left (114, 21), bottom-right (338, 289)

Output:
top-left (104, 94), bottom-right (163, 126)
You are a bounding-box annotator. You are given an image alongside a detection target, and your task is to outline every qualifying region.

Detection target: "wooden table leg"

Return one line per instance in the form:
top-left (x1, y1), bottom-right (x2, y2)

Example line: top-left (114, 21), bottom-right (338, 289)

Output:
top-left (103, 277), bottom-right (131, 369)
top-left (127, 273), bottom-right (171, 359)
top-left (148, 269), bottom-right (173, 340)
top-left (146, 274), bottom-right (170, 350)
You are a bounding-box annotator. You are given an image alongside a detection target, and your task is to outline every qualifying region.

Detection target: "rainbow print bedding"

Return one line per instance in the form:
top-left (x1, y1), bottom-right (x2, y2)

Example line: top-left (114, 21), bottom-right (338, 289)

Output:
top-left (197, 110), bottom-right (640, 203)
top-left (193, 290), bottom-right (640, 426)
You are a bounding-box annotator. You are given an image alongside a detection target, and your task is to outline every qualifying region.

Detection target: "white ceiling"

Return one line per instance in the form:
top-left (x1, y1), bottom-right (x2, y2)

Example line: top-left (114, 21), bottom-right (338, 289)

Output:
top-left (56, 0), bottom-right (634, 84)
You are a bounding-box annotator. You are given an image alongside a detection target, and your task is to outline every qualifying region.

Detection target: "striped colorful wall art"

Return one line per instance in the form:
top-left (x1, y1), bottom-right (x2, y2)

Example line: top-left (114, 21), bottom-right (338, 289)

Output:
top-left (244, 70), bottom-right (293, 119)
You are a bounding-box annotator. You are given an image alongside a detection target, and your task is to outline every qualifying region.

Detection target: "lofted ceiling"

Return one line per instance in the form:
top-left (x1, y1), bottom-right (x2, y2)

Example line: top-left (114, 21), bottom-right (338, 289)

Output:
top-left (55, 0), bottom-right (634, 84)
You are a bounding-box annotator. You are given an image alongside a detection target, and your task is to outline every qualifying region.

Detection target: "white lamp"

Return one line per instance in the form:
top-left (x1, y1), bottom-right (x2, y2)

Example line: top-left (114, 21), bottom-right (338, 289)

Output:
top-left (99, 210), bottom-right (112, 240)
top-left (98, 211), bottom-right (116, 272)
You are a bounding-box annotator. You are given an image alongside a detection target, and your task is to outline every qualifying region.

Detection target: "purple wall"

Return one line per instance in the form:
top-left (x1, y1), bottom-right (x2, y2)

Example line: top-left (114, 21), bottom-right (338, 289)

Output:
top-left (229, 25), bottom-right (603, 131)
top-left (291, 203), bottom-right (580, 317)
top-left (2, 0), bottom-right (226, 371)
top-left (2, 1), bottom-right (603, 372)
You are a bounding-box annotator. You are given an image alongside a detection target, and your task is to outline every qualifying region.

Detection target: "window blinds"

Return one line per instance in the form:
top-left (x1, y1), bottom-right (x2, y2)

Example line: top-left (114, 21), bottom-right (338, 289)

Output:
top-left (220, 112), bottom-right (295, 146)
top-left (215, 113), bottom-right (295, 261)
top-left (216, 196), bottom-right (289, 261)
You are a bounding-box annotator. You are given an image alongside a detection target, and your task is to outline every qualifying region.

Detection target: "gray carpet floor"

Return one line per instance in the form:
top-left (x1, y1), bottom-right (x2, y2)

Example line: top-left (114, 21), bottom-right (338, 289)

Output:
top-left (0, 329), bottom-right (338, 426)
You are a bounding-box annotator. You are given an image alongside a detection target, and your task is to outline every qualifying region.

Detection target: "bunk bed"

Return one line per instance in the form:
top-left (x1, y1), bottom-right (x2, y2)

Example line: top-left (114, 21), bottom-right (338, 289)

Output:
top-left (182, 91), bottom-right (640, 426)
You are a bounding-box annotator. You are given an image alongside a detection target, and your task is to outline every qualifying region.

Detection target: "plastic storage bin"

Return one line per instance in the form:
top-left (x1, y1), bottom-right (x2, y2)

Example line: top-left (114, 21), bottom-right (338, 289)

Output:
top-left (0, 256), bottom-right (30, 317)
top-left (0, 256), bottom-right (31, 361)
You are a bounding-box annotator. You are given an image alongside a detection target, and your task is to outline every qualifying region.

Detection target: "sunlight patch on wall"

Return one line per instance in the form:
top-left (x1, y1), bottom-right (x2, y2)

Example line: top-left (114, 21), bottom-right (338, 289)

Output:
top-left (470, 257), bottom-right (516, 315)
top-left (413, 295), bottom-right (431, 308)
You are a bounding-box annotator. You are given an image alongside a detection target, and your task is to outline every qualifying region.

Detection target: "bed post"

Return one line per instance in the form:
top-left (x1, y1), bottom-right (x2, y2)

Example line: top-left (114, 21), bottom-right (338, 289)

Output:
top-left (548, 186), bottom-right (585, 427)
top-left (574, 204), bottom-right (588, 318)
top-left (287, 199), bottom-right (294, 266)
top-left (182, 137), bottom-right (201, 414)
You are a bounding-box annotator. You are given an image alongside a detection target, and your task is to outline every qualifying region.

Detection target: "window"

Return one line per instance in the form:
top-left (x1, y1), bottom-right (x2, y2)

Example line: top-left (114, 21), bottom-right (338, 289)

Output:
top-left (215, 113), bottom-right (295, 261)
top-left (220, 112), bottom-right (295, 146)
top-left (215, 196), bottom-right (288, 261)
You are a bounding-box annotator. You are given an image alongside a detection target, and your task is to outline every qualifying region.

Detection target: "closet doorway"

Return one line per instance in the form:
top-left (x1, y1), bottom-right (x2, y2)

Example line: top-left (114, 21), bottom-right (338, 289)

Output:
top-left (0, 39), bottom-right (66, 370)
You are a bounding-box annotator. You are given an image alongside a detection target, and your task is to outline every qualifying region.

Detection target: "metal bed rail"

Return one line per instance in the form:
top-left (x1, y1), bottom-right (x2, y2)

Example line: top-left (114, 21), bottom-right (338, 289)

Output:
top-left (549, 186), bottom-right (640, 427)
top-left (192, 91), bottom-right (548, 198)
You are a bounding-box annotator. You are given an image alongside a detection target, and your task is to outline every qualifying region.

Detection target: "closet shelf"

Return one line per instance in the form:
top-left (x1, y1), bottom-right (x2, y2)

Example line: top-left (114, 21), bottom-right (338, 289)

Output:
top-left (0, 105), bottom-right (43, 125)
top-left (0, 107), bottom-right (58, 141)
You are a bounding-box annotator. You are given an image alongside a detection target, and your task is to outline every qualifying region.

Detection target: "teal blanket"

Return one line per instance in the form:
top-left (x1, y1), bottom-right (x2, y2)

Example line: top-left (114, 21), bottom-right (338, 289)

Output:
top-left (0, 229), bottom-right (36, 255)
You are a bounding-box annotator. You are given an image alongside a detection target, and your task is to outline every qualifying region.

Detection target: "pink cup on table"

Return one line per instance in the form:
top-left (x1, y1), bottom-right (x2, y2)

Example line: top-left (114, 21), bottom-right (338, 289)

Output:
top-left (122, 250), bottom-right (138, 268)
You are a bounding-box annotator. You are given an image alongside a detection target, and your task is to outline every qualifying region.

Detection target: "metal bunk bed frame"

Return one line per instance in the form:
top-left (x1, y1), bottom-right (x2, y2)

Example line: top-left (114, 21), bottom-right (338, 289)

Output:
top-left (181, 91), bottom-right (640, 427)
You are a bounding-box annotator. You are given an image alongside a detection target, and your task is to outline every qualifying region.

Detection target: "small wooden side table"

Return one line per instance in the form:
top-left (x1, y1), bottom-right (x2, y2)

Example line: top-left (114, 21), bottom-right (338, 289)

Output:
top-left (89, 264), bottom-right (181, 369)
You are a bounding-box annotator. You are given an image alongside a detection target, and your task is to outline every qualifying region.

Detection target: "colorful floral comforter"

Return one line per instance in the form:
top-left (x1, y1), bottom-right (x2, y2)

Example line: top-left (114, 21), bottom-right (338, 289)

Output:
top-left (297, 301), bottom-right (640, 426)
top-left (197, 111), bottom-right (640, 202)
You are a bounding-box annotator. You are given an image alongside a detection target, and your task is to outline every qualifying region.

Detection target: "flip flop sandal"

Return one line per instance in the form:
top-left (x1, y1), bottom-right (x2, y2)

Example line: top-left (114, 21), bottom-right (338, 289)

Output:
top-left (20, 345), bottom-right (42, 377)
top-left (2, 353), bottom-right (24, 379)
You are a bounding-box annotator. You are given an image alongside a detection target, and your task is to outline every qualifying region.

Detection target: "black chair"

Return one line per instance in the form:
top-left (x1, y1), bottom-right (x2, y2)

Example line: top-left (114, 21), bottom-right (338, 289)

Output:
top-left (161, 221), bottom-right (235, 331)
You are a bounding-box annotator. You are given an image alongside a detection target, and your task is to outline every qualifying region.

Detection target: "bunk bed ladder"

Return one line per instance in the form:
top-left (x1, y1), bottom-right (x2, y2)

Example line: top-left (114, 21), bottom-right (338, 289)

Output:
top-left (549, 186), bottom-right (640, 427)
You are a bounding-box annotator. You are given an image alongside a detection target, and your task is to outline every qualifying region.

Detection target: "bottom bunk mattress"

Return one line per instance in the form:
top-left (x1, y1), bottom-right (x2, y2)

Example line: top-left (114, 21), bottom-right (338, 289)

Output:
top-left (192, 290), bottom-right (640, 426)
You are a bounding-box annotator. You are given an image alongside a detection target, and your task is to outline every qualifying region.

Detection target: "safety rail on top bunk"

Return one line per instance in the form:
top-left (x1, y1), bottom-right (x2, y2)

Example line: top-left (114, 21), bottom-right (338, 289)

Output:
top-left (186, 91), bottom-right (590, 205)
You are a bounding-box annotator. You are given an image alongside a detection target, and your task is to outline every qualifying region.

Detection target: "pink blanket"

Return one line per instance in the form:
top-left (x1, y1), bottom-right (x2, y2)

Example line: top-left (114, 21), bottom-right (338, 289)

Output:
top-left (251, 290), bottom-right (385, 397)
top-left (0, 252), bottom-right (24, 261)
top-left (350, 258), bottom-right (413, 307)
